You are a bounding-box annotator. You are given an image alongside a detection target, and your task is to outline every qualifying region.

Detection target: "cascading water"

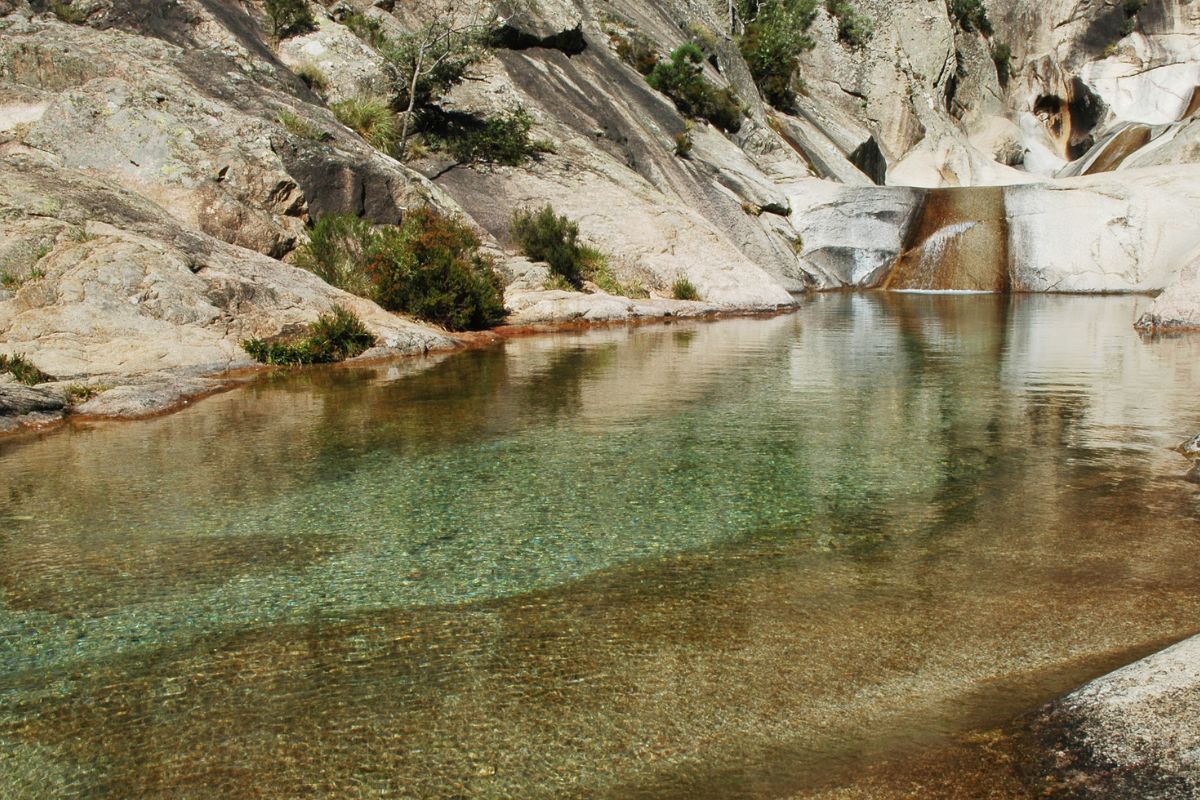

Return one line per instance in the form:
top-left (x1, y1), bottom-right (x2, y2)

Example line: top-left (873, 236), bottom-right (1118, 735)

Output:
top-left (881, 187), bottom-right (1010, 292)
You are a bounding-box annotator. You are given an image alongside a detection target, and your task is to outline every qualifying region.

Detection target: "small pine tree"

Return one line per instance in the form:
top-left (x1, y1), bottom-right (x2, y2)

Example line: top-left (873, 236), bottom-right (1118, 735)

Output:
top-left (264, 0), bottom-right (315, 39)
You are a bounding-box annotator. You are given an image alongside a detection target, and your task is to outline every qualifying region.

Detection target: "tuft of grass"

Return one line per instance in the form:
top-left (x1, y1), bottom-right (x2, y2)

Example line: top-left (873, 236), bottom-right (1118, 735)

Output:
top-left (242, 305), bottom-right (376, 366)
top-left (343, 11), bottom-right (388, 49)
top-left (1, 268), bottom-right (46, 289)
top-left (675, 122), bottom-right (694, 158)
top-left (332, 95), bottom-right (399, 154)
top-left (276, 110), bottom-right (322, 140)
top-left (577, 247), bottom-right (646, 297)
top-left (826, 0), bottom-right (873, 47)
top-left (0, 354), bottom-right (53, 386)
top-left (64, 384), bottom-right (109, 405)
top-left (672, 277), bottom-right (700, 301)
top-left (542, 273), bottom-right (576, 292)
top-left (295, 63), bottom-right (329, 95)
top-left (611, 31), bottom-right (660, 76)
top-left (51, 2), bottom-right (88, 23)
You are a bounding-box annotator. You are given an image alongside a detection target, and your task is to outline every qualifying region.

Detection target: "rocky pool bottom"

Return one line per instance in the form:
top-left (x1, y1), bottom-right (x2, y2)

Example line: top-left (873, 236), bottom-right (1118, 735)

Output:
top-left (1, 293), bottom-right (1199, 799)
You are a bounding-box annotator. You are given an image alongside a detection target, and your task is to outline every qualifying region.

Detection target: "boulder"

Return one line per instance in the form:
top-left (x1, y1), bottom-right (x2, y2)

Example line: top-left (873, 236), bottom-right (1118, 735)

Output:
top-left (1136, 248), bottom-right (1200, 331)
top-left (0, 9), bottom-right (436, 257)
top-left (1026, 634), bottom-right (1200, 798)
top-left (0, 380), bottom-right (64, 416)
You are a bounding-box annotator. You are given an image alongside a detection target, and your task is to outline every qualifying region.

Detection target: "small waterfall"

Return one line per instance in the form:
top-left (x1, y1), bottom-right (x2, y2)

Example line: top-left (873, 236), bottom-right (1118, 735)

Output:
top-left (881, 187), bottom-right (1009, 292)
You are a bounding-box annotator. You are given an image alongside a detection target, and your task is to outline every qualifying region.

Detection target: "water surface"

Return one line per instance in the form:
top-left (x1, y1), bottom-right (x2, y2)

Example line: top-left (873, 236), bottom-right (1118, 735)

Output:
top-left (2, 293), bottom-right (1199, 798)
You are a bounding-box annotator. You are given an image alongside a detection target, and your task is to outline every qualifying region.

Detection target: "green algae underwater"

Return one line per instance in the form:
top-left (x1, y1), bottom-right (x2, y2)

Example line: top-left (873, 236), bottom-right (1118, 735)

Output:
top-left (2, 293), bottom-right (1199, 799)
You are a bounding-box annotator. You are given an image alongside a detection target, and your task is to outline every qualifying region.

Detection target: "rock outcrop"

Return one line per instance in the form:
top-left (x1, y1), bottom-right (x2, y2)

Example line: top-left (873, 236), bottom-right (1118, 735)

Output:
top-left (0, 152), bottom-right (455, 425)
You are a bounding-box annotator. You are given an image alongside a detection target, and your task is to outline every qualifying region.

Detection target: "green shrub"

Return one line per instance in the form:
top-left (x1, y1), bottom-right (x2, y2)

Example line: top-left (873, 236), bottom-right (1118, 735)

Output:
top-left (672, 277), bottom-right (700, 301)
top-left (276, 110), bottom-right (321, 140)
top-left (947, 0), bottom-right (992, 35)
top-left (1118, 0), bottom-right (1145, 37)
top-left (0, 354), bottom-right (53, 386)
top-left (295, 63), bottom-right (329, 95)
top-left (1, 267), bottom-right (45, 289)
top-left (294, 214), bottom-right (377, 297)
top-left (647, 44), bottom-right (743, 133)
top-left (441, 107), bottom-right (546, 166)
top-left (737, 0), bottom-right (818, 108)
top-left (295, 210), bottom-right (507, 331)
top-left (264, 0), bottom-right (315, 39)
top-left (243, 306), bottom-right (376, 366)
top-left (826, 0), bottom-right (873, 47)
top-left (343, 11), bottom-right (387, 49)
top-left (366, 207), bottom-right (506, 331)
top-left (510, 205), bottom-right (588, 288)
top-left (51, 2), bottom-right (87, 23)
top-left (332, 96), bottom-right (399, 153)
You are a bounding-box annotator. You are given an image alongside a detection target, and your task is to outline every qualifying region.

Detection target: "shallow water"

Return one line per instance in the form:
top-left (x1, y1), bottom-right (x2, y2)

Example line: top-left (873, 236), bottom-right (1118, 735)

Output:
top-left (1, 293), bottom-right (1199, 799)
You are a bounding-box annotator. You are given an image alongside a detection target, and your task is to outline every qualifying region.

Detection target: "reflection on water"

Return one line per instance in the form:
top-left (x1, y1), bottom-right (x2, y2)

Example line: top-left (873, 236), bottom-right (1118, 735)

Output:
top-left (1, 294), bottom-right (1199, 799)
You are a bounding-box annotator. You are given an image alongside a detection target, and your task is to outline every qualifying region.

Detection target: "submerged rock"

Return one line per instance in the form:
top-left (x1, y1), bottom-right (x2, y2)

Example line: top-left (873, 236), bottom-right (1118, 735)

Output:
top-left (1175, 433), bottom-right (1200, 483)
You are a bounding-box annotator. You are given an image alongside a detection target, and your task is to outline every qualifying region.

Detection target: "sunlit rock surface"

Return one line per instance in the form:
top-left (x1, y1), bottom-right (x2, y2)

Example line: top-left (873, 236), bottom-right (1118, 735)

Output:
top-left (1137, 247), bottom-right (1200, 331)
top-left (1028, 634), bottom-right (1200, 798)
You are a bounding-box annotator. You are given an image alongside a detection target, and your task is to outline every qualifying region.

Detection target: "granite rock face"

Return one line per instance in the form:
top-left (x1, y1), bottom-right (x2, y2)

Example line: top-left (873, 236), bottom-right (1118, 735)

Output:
top-left (3, 0), bottom-right (1200, 424)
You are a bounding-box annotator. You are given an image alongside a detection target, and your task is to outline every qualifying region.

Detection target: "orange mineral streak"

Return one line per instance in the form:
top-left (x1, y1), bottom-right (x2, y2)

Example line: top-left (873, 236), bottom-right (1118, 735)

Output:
top-left (881, 187), bottom-right (1010, 292)
top-left (1081, 124), bottom-right (1153, 175)
top-left (1183, 86), bottom-right (1200, 120)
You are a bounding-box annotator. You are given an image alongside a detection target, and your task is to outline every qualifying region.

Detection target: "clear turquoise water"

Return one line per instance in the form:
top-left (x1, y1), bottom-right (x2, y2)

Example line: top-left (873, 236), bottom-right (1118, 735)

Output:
top-left (1, 293), bottom-right (1199, 798)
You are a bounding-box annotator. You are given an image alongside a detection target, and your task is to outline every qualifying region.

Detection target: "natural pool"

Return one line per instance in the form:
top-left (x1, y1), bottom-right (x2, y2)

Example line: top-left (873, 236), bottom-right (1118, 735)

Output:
top-left (1, 293), bottom-right (1199, 798)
